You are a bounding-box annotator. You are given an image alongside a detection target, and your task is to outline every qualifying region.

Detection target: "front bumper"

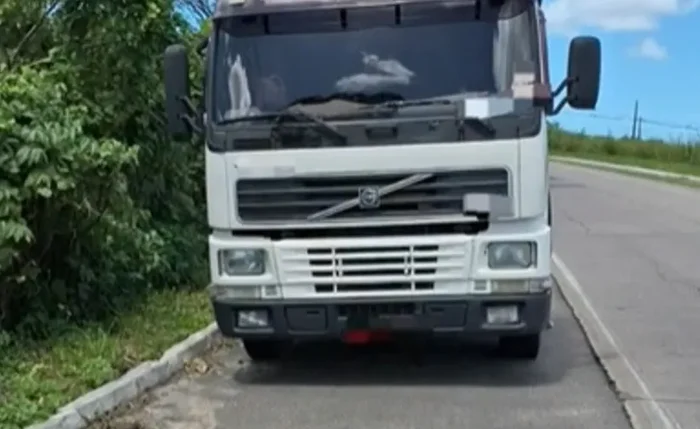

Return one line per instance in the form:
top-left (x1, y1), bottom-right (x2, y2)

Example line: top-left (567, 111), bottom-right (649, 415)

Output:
top-left (212, 290), bottom-right (552, 340)
top-left (210, 223), bottom-right (551, 299)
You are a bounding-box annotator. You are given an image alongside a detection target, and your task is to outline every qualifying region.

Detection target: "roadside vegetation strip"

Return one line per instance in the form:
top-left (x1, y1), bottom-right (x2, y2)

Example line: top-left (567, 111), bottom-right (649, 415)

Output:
top-left (551, 155), bottom-right (700, 189)
top-left (547, 125), bottom-right (700, 186)
top-left (551, 151), bottom-right (700, 177)
top-left (0, 290), bottom-right (212, 429)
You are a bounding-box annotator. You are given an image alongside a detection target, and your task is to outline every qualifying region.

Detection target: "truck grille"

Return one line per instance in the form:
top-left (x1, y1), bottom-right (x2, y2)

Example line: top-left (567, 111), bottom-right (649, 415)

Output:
top-left (309, 245), bottom-right (438, 293)
top-left (236, 169), bottom-right (509, 222)
top-left (276, 239), bottom-right (471, 295)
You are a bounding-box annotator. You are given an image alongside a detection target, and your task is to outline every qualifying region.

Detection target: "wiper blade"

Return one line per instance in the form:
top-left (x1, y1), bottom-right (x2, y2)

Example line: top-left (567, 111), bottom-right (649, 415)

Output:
top-left (217, 112), bottom-right (280, 126)
top-left (273, 107), bottom-right (348, 147)
top-left (364, 97), bottom-right (495, 136)
top-left (285, 91), bottom-right (405, 107)
top-left (218, 110), bottom-right (348, 147)
top-left (460, 117), bottom-right (496, 137)
top-left (371, 98), bottom-right (453, 111)
top-left (327, 97), bottom-right (455, 120)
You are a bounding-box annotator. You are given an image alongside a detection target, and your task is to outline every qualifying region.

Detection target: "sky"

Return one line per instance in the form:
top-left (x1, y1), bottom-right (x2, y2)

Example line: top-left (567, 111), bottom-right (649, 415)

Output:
top-left (542, 0), bottom-right (700, 141)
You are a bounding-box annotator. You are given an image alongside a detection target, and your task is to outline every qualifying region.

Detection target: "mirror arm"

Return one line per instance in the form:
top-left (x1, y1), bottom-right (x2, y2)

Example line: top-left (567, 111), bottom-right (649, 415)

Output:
top-left (547, 77), bottom-right (574, 115)
top-left (551, 98), bottom-right (567, 115)
top-left (178, 96), bottom-right (203, 134)
top-left (181, 114), bottom-right (203, 135)
top-left (552, 77), bottom-right (571, 98)
top-left (180, 95), bottom-right (198, 115)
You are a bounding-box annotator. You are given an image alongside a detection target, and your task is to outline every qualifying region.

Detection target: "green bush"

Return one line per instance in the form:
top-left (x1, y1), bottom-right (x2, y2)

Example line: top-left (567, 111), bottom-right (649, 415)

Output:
top-left (0, 0), bottom-right (208, 340)
top-left (1, 66), bottom-right (148, 332)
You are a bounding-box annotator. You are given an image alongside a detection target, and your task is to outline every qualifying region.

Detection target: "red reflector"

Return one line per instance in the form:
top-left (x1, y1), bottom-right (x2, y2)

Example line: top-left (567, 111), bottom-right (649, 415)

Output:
top-left (342, 330), bottom-right (392, 344)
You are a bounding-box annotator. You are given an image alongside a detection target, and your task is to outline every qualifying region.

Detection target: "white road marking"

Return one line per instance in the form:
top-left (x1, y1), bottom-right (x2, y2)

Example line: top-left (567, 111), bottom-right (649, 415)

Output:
top-left (552, 253), bottom-right (681, 429)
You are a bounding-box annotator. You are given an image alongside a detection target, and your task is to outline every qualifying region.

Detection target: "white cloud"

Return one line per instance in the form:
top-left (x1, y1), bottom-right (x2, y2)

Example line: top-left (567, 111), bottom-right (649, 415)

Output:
top-left (543, 0), bottom-right (699, 34)
top-left (629, 37), bottom-right (669, 60)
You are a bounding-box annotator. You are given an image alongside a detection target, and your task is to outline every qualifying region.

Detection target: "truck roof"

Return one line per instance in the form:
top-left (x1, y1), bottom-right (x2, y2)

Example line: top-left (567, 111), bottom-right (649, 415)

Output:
top-left (213, 0), bottom-right (480, 18)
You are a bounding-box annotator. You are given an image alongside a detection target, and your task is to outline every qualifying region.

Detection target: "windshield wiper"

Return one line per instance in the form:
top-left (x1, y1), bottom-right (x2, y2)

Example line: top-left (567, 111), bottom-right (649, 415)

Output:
top-left (459, 117), bottom-right (496, 137)
top-left (285, 91), bottom-right (405, 107)
top-left (371, 98), bottom-right (454, 111)
top-left (364, 97), bottom-right (496, 137)
top-left (272, 107), bottom-right (348, 147)
top-left (218, 108), bottom-right (347, 147)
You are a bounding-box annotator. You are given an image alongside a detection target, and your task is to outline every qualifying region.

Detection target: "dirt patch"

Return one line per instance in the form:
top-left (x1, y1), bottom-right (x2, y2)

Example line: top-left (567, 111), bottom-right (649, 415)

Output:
top-left (88, 339), bottom-right (239, 429)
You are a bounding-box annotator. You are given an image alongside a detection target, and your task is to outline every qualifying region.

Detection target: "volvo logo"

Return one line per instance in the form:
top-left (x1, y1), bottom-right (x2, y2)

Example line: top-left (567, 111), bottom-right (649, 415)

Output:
top-left (358, 186), bottom-right (380, 209)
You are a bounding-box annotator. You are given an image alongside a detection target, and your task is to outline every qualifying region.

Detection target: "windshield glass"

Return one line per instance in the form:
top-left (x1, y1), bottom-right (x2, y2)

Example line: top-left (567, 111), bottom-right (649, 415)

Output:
top-left (211, 1), bottom-right (538, 123)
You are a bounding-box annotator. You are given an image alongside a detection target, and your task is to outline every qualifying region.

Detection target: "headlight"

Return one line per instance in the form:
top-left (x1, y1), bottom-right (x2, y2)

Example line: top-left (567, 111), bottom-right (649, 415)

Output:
top-left (218, 249), bottom-right (266, 276)
top-left (487, 242), bottom-right (536, 269)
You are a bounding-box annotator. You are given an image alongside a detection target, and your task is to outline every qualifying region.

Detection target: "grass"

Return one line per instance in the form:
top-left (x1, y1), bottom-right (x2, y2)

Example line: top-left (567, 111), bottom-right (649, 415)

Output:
top-left (0, 289), bottom-right (212, 429)
top-left (552, 156), bottom-right (700, 189)
top-left (548, 125), bottom-right (700, 179)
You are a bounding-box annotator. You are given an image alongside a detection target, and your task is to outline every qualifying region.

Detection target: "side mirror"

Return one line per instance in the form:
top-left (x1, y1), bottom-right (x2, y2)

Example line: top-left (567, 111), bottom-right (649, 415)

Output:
top-left (566, 36), bottom-right (601, 110)
top-left (164, 44), bottom-right (192, 139)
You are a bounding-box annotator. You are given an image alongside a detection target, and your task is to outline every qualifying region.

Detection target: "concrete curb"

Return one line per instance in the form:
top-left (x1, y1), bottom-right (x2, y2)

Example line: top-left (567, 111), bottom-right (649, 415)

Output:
top-left (25, 323), bottom-right (221, 429)
top-left (551, 156), bottom-right (700, 183)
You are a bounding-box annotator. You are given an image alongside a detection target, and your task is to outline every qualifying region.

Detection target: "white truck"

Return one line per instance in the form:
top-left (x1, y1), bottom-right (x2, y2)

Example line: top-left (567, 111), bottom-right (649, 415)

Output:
top-left (163, 0), bottom-right (601, 361)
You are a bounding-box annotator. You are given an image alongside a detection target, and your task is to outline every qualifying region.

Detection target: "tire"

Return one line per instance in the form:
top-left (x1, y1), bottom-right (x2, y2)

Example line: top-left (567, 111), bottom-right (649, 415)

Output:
top-left (497, 334), bottom-right (541, 360)
top-left (243, 339), bottom-right (287, 362)
top-left (548, 193), bottom-right (552, 227)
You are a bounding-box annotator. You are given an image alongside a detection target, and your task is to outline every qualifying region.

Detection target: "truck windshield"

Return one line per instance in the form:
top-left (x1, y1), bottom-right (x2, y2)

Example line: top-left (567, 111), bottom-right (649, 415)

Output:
top-left (212, 0), bottom-right (539, 124)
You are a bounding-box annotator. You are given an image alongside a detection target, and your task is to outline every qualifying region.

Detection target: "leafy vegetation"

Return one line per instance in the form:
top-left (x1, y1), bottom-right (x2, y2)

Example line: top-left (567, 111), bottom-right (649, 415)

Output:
top-left (1, 0), bottom-right (213, 427)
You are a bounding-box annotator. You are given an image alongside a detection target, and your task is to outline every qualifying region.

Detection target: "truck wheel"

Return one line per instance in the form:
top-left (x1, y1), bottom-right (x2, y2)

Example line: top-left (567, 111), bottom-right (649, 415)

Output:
top-left (243, 339), bottom-right (287, 362)
top-left (497, 334), bottom-right (540, 360)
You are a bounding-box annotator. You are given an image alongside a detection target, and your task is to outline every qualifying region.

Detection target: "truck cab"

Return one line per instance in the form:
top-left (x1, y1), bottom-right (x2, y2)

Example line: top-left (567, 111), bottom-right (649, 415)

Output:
top-left (163, 0), bottom-right (601, 361)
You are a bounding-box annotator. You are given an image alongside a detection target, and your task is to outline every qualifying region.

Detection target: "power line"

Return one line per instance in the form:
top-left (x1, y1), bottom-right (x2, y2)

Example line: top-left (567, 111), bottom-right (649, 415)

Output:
top-left (638, 118), bottom-right (700, 133)
top-left (563, 111), bottom-right (700, 134)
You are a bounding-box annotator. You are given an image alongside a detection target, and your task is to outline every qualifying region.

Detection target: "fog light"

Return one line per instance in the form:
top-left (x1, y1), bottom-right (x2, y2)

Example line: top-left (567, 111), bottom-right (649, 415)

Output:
top-left (486, 305), bottom-right (519, 324)
top-left (237, 310), bottom-right (269, 328)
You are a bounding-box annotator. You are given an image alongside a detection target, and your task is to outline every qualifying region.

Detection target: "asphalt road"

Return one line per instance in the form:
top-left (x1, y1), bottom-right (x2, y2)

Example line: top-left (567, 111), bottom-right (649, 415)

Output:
top-left (551, 162), bottom-right (700, 429)
top-left (106, 283), bottom-right (630, 429)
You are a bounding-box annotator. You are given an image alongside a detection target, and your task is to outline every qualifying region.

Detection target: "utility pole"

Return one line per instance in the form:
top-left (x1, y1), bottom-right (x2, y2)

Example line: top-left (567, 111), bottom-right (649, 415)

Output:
top-left (631, 100), bottom-right (639, 139)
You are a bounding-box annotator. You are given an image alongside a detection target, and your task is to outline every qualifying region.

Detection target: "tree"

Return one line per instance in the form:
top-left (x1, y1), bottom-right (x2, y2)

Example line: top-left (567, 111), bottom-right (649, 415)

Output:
top-left (0, 0), bottom-right (208, 336)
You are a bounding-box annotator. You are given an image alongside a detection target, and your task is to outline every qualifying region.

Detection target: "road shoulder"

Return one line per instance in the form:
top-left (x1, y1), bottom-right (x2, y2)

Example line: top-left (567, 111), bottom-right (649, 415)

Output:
top-left (553, 254), bottom-right (680, 429)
